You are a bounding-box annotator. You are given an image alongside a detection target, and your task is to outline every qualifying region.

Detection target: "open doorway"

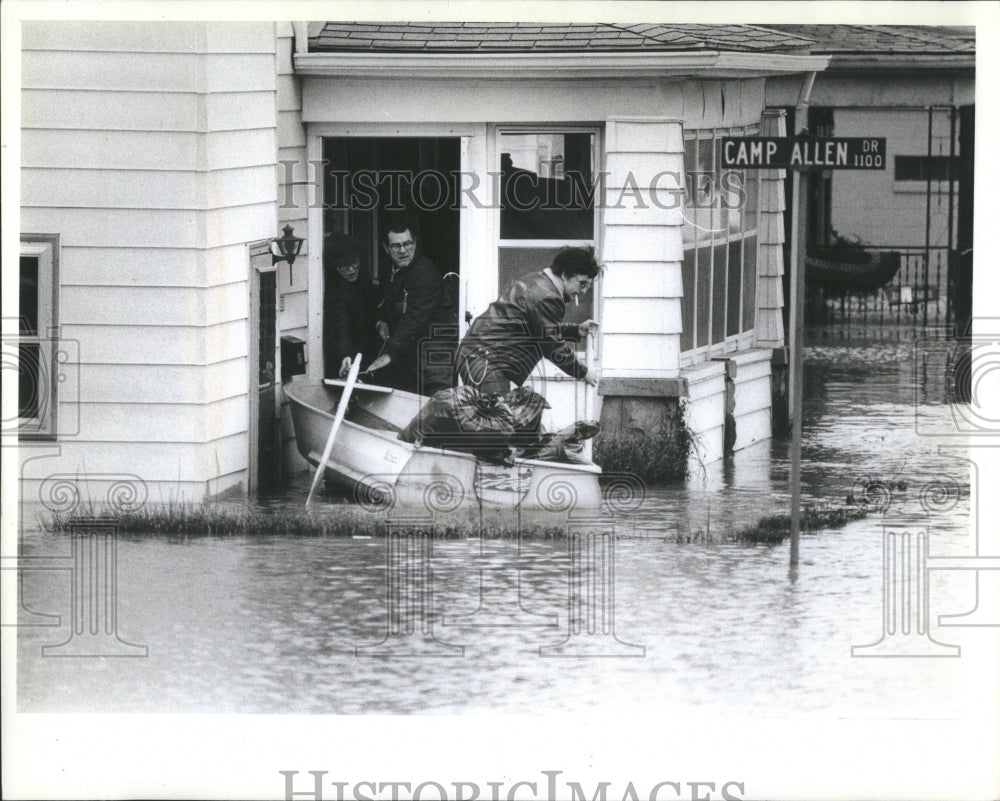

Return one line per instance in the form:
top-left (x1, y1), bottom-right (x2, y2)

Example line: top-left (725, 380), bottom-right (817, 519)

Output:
top-left (322, 137), bottom-right (461, 288)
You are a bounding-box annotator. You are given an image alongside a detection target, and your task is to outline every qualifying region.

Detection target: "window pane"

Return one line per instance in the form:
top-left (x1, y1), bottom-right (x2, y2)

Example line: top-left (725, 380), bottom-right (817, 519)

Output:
top-left (742, 235), bottom-right (758, 332)
top-left (711, 137), bottom-right (728, 235)
top-left (711, 242), bottom-right (728, 345)
top-left (500, 132), bottom-right (595, 240)
top-left (696, 245), bottom-right (711, 349)
top-left (682, 138), bottom-right (699, 247)
top-left (498, 247), bottom-right (593, 327)
top-left (20, 256), bottom-right (39, 336)
top-left (743, 168), bottom-right (758, 231)
top-left (19, 342), bottom-right (40, 419)
top-left (684, 138), bottom-right (715, 247)
top-left (727, 239), bottom-right (743, 338)
top-left (681, 248), bottom-right (696, 352)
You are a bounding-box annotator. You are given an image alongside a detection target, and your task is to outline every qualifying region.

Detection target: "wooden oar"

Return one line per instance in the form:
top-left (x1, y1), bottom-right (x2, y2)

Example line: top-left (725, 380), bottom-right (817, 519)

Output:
top-left (306, 353), bottom-right (361, 508)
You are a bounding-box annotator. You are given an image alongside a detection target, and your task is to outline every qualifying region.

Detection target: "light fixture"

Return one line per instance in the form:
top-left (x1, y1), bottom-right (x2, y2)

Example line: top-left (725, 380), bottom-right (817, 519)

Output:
top-left (270, 224), bottom-right (305, 283)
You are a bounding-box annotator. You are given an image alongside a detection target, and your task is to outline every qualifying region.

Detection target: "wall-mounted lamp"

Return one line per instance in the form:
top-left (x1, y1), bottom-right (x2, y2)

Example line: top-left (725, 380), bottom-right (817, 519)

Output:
top-left (270, 224), bottom-right (305, 283)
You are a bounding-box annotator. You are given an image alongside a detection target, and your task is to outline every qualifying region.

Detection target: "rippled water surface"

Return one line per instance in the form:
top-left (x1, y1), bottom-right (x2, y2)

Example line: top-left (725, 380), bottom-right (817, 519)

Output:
top-left (17, 339), bottom-right (992, 717)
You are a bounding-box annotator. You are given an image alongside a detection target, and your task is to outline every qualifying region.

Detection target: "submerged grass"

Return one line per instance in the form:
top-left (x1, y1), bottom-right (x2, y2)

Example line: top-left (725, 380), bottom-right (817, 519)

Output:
top-left (41, 499), bottom-right (869, 545)
top-left (728, 504), bottom-right (870, 545)
top-left (41, 502), bottom-right (571, 540)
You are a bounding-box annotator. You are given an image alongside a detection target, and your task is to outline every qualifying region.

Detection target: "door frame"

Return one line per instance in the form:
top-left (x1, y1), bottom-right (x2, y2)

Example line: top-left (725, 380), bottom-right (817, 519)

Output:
top-left (247, 239), bottom-right (278, 495)
top-left (305, 122), bottom-right (488, 380)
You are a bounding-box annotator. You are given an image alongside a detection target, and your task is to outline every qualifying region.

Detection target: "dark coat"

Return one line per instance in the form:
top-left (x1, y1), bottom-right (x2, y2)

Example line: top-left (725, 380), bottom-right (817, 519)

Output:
top-left (322, 264), bottom-right (380, 378)
top-left (377, 251), bottom-right (457, 394)
top-left (458, 270), bottom-right (587, 388)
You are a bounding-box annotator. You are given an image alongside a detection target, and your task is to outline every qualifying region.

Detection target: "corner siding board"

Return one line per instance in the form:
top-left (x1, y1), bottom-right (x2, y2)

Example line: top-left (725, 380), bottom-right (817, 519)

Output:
top-left (603, 201), bottom-right (683, 229)
top-left (23, 89), bottom-right (201, 132)
top-left (603, 225), bottom-right (683, 263)
top-left (67, 397), bottom-right (247, 443)
top-left (602, 261), bottom-right (683, 299)
top-left (603, 297), bottom-right (681, 335)
top-left (602, 333), bottom-right (679, 375)
top-left (205, 92), bottom-right (279, 132)
top-left (206, 129), bottom-right (279, 171)
top-left (22, 51), bottom-right (276, 93)
top-left (606, 120), bottom-right (684, 153)
top-left (22, 129), bottom-right (199, 171)
top-left (21, 203), bottom-right (275, 249)
top-left (61, 324), bottom-right (208, 365)
top-left (60, 247), bottom-right (203, 287)
top-left (60, 283), bottom-right (247, 327)
top-left (22, 21), bottom-right (275, 54)
top-left (22, 165), bottom-right (278, 211)
top-left (75, 360), bottom-right (248, 404)
top-left (604, 152), bottom-right (684, 189)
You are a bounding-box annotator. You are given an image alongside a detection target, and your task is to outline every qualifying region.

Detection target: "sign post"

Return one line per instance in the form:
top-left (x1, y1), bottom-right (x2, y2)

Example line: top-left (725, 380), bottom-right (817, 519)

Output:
top-left (722, 135), bottom-right (886, 568)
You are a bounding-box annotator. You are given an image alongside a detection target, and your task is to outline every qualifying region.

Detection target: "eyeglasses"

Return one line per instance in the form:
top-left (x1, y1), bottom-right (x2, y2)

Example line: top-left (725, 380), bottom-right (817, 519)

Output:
top-left (577, 278), bottom-right (594, 291)
top-left (337, 261), bottom-right (360, 272)
top-left (388, 241), bottom-right (415, 252)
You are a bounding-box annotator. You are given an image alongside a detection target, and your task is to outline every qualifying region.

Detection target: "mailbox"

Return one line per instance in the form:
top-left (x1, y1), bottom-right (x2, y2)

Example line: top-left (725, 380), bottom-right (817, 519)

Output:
top-left (280, 335), bottom-right (306, 382)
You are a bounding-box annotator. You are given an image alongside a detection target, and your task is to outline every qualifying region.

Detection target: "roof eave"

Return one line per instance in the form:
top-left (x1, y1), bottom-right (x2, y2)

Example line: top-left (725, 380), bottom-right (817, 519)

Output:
top-left (823, 53), bottom-right (975, 71)
top-left (294, 50), bottom-right (831, 80)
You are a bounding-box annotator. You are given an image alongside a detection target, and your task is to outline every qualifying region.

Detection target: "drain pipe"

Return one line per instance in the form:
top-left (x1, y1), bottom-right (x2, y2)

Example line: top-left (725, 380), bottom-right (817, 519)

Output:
top-left (789, 70), bottom-right (817, 572)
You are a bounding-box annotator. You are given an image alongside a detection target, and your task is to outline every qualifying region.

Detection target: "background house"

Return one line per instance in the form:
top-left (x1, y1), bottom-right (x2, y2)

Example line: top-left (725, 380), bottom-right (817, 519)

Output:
top-left (765, 25), bottom-right (975, 337)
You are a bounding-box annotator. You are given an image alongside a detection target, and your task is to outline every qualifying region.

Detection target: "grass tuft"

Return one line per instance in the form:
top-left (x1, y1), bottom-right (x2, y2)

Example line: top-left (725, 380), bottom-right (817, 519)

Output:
top-left (594, 418), bottom-right (692, 485)
top-left (730, 504), bottom-right (870, 545)
top-left (42, 502), bottom-right (579, 540)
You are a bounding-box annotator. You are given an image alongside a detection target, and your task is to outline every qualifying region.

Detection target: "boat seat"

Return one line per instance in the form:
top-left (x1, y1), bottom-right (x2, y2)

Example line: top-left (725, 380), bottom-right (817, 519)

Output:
top-left (346, 405), bottom-right (401, 433)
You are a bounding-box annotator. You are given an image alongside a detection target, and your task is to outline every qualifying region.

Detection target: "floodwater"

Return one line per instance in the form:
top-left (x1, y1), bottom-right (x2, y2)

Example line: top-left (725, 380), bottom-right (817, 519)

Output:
top-left (14, 337), bottom-right (995, 718)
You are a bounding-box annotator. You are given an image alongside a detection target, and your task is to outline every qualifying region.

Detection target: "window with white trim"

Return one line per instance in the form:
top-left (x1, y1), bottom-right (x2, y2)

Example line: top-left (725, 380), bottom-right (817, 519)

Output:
top-left (680, 127), bottom-right (759, 364)
top-left (18, 235), bottom-right (58, 438)
top-left (498, 129), bottom-right (600, 338)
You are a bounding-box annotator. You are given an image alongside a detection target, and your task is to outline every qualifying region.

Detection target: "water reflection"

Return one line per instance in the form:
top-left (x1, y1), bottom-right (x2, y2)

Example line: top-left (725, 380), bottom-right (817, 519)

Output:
top-left (17, 338), bottom-right (986, 716)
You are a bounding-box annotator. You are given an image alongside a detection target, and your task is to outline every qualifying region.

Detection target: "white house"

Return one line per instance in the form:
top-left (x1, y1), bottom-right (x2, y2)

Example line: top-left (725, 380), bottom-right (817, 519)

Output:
top-left (15, 21), bottom-right (830, 503)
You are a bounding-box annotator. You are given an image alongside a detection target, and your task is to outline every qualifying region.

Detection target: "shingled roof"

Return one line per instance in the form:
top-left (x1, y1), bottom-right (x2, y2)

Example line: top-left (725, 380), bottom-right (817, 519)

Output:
top-left (760, 25), bottom-right (974, 54)
top-left (308, 22), bottom-right (815, 54)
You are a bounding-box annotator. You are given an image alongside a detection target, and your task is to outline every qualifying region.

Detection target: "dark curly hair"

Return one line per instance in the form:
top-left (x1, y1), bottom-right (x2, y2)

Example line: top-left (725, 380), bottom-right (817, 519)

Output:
top-left (550, 246), bottom-right (601, 279)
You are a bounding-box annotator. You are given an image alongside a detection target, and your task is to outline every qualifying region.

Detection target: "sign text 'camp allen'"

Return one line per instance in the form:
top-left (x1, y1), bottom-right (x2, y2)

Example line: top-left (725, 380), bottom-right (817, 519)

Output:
top-left (721, 137), bottom-right (887, 170)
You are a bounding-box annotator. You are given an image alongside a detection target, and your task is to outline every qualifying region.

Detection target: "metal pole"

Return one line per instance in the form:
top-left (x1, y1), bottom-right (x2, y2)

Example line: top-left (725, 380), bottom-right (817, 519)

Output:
top-left (788, 72), bottom-right (815, 570)
top-left (946, 106), bottom-right (957, 330)
top-left (923, 107), bottom-right (933, 328)
top-left (789, 167), bottom-right (808, 569)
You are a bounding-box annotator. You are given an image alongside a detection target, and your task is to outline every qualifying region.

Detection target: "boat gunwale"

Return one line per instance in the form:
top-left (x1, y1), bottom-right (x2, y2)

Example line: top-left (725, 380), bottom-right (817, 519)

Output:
top-left (284, 380), bottom-right (603, 476)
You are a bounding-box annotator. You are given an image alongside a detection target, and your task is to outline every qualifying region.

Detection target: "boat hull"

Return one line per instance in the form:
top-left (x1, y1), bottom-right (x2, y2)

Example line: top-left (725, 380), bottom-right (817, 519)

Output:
top-left (285, 380), bottom-right (602, 513)
top-left (805, 249), bottom-right (901, 293)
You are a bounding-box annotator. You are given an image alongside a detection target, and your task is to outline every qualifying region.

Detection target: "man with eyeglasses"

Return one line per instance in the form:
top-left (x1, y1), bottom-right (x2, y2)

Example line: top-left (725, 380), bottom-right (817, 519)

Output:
top-left (457, 246), bottom-right (601, 395)
top-left (322, 233), bottom-right (380, 380)
top-left (366, 216), bottom-right (457, 395)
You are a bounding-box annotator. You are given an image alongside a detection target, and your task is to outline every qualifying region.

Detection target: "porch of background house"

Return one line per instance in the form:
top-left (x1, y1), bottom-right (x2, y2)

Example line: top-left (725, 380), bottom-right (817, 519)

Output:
top-left (786, 106), bottom-right (973, 353)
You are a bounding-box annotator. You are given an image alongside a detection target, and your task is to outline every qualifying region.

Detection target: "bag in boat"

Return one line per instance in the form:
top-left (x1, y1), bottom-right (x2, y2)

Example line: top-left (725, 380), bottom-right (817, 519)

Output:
top-left (502, 386), bottom-right (550, 445)
top-left (519, 420), bottom-right (601, 465)
top-left (399, 386), bottom-right (515, 458)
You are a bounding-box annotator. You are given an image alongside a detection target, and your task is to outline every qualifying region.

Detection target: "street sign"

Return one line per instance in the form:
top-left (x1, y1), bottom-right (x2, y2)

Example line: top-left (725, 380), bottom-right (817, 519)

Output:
top-left (721, 137), bottom-right (887, 170)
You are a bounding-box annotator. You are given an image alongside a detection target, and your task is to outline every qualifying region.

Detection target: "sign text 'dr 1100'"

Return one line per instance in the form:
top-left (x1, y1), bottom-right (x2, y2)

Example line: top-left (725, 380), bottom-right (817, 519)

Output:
top-left (721, 137), bottom-right (887, 170)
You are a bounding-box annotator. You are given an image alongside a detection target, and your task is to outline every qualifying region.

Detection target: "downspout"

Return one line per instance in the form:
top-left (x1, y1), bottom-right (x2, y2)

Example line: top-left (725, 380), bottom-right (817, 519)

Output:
top-left (795, 71), bottom-right (817, 134)
top-left (291, 21), bottom-right (310, 56)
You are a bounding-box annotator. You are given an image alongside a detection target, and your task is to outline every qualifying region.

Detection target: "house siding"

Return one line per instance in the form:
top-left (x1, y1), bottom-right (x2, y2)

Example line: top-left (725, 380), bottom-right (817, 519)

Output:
top-left (20, 21), bottom-right (279, 504)
top-left (275, 23), bottom-right (311, 473)
top-left (602, 118), bottom-right (685, 379)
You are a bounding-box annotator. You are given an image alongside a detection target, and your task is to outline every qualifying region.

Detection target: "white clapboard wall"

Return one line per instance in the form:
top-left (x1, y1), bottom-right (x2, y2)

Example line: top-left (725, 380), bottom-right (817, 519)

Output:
top-left (20, 21), bottom-right (281, 503)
